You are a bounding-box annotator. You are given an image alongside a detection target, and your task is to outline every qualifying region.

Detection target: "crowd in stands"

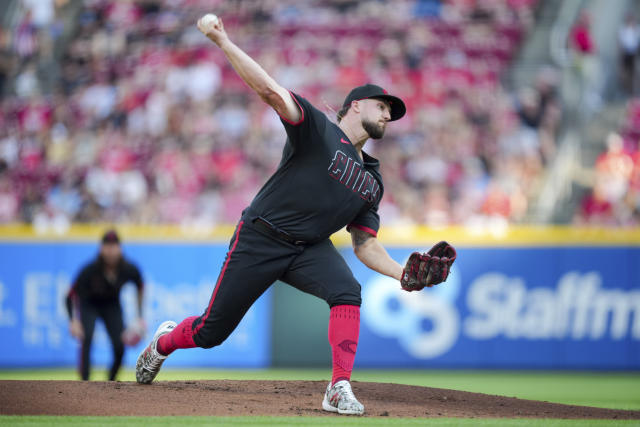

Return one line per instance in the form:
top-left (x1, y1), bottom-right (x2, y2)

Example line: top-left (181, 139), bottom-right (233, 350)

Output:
top-left (576, 99), bottom-right (640, 225)
top-left (1, 0), bottom-right (561, 230)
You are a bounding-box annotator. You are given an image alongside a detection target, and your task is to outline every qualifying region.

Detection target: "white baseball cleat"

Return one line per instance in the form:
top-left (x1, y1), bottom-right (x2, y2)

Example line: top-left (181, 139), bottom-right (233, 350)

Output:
top-left (135, 320), bottom-right (176, 384)
top-left (322, 380), bottom-right (365, 415)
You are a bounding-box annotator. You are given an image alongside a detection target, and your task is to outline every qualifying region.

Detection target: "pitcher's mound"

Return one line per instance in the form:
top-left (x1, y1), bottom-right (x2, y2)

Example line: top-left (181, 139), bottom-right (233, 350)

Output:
top-left (1, 380), bottom-right (639, 419)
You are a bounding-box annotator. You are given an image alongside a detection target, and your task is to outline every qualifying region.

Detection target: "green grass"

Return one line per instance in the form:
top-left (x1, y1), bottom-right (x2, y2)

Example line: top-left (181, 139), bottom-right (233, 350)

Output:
top-left (1, 417), bottom-right (639, 427)
top-left (1, 368), bottom-right (639, 411)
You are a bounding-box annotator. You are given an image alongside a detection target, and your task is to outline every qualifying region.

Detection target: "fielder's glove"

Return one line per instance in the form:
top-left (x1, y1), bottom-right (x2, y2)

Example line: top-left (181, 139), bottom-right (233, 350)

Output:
top-left (121, 317), bottom-right (146, 347)
top-left (401, 241), bottom-right (457, 292)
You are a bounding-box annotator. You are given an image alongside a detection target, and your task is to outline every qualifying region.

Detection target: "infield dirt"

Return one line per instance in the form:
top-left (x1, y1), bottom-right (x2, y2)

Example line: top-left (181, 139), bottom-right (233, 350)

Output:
top-left (1, 380), bottom-right (639, 419)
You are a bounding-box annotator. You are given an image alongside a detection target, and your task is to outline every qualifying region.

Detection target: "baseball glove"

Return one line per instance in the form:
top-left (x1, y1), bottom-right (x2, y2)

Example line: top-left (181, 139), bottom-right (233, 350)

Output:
top-left (121, 318), bottom-right (146, 347)
top-left (401, 241), bottom-right (456, 292)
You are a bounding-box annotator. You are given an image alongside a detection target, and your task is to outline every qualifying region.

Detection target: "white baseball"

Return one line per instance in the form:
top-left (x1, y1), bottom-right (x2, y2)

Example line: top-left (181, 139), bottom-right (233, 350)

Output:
top-left (200, 13), bottom-right (219, 28)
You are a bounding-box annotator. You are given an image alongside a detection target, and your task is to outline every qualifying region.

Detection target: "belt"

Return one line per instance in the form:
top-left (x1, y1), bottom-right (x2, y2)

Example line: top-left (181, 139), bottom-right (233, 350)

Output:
top-left (252, 217), bottom-right (308, 246)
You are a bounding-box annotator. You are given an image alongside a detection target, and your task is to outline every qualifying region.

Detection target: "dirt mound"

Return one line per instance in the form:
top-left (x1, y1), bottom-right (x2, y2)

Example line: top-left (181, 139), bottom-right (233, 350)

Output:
top-left (1, 380), bottom-right (639, 419)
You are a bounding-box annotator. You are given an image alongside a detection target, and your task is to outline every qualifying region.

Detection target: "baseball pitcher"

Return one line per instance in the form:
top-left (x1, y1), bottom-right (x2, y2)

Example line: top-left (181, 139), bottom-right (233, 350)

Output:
top-left (136, 15), bottom-right (456, 415)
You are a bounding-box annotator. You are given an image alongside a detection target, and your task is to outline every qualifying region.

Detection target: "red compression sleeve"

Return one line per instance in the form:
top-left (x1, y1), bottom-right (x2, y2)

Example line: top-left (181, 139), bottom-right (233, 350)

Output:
top-left (156, 316), bottom-right (198, 356)
top-left (328, 305), bottom-right (360, 386)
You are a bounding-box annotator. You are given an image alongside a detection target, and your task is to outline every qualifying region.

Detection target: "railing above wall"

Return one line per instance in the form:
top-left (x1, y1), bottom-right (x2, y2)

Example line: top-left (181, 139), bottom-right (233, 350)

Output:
top-left (0, 224), bottom-right (639, 247)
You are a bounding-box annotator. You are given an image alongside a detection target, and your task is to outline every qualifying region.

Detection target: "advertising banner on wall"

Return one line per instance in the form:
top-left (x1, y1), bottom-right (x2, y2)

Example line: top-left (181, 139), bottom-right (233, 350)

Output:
top-left (347, 247), bottom-right (640, 369)
top-left (0, 242), bottom-right (271, 368)
top-left (1, 240), bottom-right (638, 369)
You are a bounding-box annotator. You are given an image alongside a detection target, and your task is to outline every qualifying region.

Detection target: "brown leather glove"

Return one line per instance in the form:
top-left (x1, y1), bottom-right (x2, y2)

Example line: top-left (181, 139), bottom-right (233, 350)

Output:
top-left (400, 241), bottom-right (457, 291)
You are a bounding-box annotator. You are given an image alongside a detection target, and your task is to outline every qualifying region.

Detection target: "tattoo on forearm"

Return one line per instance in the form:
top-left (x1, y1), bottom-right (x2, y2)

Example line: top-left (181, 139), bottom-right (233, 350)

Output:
top-left (352, 229), bottom-right (373, 247)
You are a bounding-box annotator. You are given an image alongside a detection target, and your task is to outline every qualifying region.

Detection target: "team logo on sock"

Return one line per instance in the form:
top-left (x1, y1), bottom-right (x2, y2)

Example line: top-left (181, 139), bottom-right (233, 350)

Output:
top-left (337, 339), bottom-right (357, 354)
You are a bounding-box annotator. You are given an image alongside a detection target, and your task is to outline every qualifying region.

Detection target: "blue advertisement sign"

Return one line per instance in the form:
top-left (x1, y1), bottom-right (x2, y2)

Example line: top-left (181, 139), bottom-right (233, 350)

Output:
top-left (347, 247), bottom-right (640, 369)
top-left (0, 242), bottom-right (271, 368)
top-left (1, 240), bottom-right (638, 369)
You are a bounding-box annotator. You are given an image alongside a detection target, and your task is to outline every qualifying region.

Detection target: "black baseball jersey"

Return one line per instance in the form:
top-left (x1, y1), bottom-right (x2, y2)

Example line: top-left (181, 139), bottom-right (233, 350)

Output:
top-left (69, 257), bottom-right (143, 303)
top-left (249, 92), bottom-right (384, 242)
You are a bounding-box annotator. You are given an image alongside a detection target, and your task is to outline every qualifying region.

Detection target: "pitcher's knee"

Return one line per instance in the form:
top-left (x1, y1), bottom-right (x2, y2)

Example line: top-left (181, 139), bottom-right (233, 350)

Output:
top-left (327, 282), bottom-right (362, 307)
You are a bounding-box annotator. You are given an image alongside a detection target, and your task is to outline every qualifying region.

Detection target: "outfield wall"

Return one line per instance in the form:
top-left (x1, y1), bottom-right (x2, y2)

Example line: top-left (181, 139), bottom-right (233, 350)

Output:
top-left (0, 225), bottom-right (638, 369)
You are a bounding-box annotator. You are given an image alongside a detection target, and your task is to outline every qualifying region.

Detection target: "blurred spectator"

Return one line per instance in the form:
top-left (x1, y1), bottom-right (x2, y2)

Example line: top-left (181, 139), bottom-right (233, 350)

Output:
top-left (14, 62), bottom-right (40, 98)
top-left (576, 126), bottom-right (640, 225)
top-left (512, 67), bottom-right (560, 165)
top-left (569, 10), bottom-right (600, 113)
top-left (0, 160), bottom-right (19, 222)
top-left (576, 182), bottom-right (614, 225)
top-left (0, 43), bottom-right (14, 95)
top-left (22, 0), bottom-right (57, 28)
top-left (13, 9), bottom-right (39, 61)
top-left (618, 14), bottom-right (640, 96)
top-left (570, 11), bottom-right (595, 55)
top-left (46, 171), bottom-right (83, 220)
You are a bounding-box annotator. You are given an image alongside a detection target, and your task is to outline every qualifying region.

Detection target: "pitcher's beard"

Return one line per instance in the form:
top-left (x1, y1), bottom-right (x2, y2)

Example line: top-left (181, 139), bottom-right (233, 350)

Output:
top-left (362, 119), bottom-right (385, 139)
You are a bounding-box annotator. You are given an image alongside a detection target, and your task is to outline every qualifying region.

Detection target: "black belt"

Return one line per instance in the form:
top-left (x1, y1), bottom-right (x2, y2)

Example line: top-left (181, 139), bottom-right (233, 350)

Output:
top-left (252, 217), bottom-right (308, 246)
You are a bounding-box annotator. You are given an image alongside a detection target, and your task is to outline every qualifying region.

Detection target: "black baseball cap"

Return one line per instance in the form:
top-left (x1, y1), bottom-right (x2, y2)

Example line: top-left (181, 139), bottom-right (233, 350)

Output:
top-left (101, 229), bottom-right (120, 244)
top-left (342, 83), bottom-right (406, 121)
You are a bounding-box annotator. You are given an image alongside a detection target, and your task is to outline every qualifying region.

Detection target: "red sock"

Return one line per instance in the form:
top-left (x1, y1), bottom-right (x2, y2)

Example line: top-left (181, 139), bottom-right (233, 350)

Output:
top-left (328, 305), bottom-right (360, 386)
top-left (157, 316), bottom-right (198, 356)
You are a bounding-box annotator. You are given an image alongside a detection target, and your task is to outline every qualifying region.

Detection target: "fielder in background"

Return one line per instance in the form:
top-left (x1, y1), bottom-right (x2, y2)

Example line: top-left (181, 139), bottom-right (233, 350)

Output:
top-left (136, 14), bottom-right (456, 415)
top-left (65, 230), bottom-right (145, 381)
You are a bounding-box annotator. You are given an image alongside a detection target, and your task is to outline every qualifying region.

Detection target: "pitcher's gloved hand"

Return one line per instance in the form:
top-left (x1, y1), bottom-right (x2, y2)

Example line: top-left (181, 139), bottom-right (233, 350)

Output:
top-left (400, 241), bottom-right (457, 292)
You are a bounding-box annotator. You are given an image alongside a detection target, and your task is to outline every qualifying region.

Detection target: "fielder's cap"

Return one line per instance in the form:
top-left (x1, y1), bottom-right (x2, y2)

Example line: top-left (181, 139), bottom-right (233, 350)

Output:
top-left (343, 83), bottom-right (406, 121)
top-left (101, 229), bottom-right (120, 244)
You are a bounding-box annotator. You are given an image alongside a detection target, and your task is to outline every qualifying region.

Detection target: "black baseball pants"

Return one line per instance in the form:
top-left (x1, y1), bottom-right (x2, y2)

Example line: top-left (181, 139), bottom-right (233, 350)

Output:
top-left (78, 300), bottom-right (125, 381)
top-left (190, 210), bottom-right (361, 349)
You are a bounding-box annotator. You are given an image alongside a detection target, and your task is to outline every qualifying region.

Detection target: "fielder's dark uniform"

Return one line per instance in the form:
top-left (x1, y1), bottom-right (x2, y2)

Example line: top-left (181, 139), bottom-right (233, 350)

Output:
top-left (65, 257), bottom-right (143, 380)
top-left (190, 93), bottom-right (383, 348)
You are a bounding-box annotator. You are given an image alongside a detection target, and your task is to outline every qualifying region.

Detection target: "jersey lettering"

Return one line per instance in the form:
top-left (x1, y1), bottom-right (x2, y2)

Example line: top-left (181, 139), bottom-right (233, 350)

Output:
top-left (328, 150), bottom-right (380, 204)
top-left (340, 157), bottom-right (354, 184)
top-left (360, 173), bottom-right (374, 200)
top-left (354, 171), bottom-right (366, 193)
top-left (371, 180), bottom-right (381, 200)
top-left (328, 150), bottom-right (349, 180)
top-left (345, 166), bottom-right (361, 188)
